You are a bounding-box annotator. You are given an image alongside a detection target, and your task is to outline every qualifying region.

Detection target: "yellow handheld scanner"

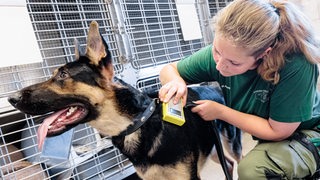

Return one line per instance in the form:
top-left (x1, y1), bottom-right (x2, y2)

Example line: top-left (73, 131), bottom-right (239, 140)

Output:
top-left (162, 98), bottom-right (185, 126)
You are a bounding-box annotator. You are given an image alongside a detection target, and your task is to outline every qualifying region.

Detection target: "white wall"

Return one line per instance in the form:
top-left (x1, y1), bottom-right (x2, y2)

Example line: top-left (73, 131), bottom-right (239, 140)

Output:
top-left (290, 0), bottom-right (320, 36)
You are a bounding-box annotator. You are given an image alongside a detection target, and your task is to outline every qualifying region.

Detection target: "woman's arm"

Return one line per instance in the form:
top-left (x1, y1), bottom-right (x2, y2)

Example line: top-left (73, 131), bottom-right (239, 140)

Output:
top-left (192, 100), bottom-right (300, 141)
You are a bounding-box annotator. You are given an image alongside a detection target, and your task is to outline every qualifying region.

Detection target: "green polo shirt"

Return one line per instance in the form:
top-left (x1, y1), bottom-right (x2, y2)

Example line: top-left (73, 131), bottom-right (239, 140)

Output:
top-left (177, 45), bottom-right (320, 129)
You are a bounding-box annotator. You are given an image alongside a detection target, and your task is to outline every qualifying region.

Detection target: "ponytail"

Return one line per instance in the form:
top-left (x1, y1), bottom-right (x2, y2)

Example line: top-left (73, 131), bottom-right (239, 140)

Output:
top-left (258, 0), bottom-right (320, 83)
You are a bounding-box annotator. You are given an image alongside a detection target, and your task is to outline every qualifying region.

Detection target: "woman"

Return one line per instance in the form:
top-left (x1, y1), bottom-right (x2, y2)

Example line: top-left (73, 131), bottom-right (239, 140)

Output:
top-left (158, 0), bottom-right (320, 179)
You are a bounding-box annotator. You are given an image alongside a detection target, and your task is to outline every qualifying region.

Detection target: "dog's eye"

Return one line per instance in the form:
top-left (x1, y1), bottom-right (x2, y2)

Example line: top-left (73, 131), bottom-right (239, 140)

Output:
top-left (58, 70), bottom-right (69, 80)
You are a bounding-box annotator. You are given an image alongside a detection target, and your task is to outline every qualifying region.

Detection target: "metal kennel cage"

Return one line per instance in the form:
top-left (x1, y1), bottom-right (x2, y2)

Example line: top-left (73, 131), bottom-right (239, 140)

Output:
top-left (0, 0), bottom-right (232, 179)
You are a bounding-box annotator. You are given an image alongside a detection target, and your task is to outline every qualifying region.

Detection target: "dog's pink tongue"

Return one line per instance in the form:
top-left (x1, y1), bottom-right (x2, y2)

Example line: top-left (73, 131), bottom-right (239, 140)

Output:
top-left (37, 108), bottom-right (68, 150)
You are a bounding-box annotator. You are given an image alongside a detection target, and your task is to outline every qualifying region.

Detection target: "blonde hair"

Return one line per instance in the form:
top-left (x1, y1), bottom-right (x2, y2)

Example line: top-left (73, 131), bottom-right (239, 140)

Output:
top-left (214, 0), bottom-right (320, 84)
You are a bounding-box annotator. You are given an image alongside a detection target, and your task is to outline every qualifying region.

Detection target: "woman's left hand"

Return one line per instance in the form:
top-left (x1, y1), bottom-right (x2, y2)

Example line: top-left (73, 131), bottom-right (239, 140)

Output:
top-left (190, 100), bottom-right (224, 121)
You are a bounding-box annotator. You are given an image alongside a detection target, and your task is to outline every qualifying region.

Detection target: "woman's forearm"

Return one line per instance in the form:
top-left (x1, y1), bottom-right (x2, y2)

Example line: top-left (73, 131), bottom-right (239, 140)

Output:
top-left (193, 100), bottom-right (300, 141)
top-left (159, 62), bottom-right (180, 85)
top-left (218, 106), bottom-right (275, 139)
top-left (215, 103), bottom-right (299, 141)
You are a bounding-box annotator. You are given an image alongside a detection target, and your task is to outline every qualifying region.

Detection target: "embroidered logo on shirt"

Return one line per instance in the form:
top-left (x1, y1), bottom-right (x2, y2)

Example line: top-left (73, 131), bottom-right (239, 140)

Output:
top-left (221, 85), bottom-right (231, 90)
top-left (253, 90), bottom-right (269, 103)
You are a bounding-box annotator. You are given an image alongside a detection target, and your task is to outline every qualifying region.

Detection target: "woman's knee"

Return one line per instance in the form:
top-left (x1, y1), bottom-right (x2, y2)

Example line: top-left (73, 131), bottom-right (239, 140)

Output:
top-left (237, 146), bottom-right (282, 180)
top-left (237, 154), bottom-right (261, 180)
top-left (238, 158), bottom-right (283, 180)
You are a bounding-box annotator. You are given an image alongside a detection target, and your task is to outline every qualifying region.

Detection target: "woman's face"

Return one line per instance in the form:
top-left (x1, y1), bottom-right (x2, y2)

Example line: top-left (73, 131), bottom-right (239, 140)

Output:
top-left (212, 35), bottom-right (259, 77)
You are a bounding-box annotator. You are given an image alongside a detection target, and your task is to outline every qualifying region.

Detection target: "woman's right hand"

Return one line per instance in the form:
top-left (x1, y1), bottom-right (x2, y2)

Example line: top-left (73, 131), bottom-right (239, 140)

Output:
top-left (158, 79), bottom-right (188, 105)
top-left (158, 62), bottom-right (188, 105)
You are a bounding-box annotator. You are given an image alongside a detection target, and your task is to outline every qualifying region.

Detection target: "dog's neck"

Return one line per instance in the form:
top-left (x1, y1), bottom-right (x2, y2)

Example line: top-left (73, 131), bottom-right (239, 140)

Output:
top-left (110, 78), bottom-right (164, 156)
top-left (118, 98), bottom-right (157, 136)
top-left (113, 77), bottom-right (158, 136)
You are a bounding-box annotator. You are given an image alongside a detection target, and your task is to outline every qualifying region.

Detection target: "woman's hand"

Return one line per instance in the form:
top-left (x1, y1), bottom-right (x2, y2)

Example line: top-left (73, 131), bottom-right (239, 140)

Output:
top-left (159, 62), bottom-right (188, 105)
top-left (191, 100), bottom-right (224, 121)
top-left (158, 80), bottom-right (188, 105)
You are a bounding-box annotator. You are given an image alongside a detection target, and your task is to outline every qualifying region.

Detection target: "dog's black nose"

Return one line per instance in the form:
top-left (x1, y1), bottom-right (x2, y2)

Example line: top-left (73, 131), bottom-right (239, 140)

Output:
top-left (8, 92), bottom-right (22, 107)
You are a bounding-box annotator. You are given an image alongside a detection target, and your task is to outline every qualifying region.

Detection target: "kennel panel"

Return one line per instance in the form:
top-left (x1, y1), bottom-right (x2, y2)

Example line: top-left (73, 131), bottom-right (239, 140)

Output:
top-left (120, 0), bottom-right (234, 91)
top-left (136, 75), bottom-right (162, 94)
top-left (117, 0), bottom-right (206, 70)
top-left (0, 0), bottom-right (133, 179)
top-left (208, 0), bottom-right (234, 17)
top-left (115, 0), bottom-right (213, 89)
top-left (129, 0), bottom-right (234, 92)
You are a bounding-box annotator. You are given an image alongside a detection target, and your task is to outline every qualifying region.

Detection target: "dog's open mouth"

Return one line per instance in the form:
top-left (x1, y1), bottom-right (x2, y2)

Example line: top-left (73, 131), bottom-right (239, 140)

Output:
top-left (37, 105), bottom-right (88, 149)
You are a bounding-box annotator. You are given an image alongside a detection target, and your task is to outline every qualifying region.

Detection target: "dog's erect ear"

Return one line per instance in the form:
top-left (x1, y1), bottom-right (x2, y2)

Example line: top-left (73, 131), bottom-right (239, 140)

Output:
top-left (86, 21), bottom-right (114, 83)
top-left (86, 21), bottom-right (107, 66)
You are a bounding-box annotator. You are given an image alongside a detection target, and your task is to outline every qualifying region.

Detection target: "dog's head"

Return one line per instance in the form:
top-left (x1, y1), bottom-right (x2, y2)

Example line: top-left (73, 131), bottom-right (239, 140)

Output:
top-left (8, 21), bottom-right (147, 148)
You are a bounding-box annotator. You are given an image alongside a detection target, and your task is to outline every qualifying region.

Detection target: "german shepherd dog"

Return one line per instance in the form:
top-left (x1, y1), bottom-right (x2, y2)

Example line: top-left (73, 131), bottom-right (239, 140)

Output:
top-left (8, 21), bottom-right (241, 180)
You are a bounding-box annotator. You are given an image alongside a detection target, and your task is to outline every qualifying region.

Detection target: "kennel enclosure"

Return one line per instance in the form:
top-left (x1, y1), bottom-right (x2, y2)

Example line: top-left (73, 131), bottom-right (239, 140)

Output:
top-left (0, 0), bottom-right (233, 179)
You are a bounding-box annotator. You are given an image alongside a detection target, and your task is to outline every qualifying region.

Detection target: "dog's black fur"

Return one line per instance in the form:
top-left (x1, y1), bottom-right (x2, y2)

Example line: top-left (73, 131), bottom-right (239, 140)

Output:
top-left (8, 21), bottom-right (241, 180)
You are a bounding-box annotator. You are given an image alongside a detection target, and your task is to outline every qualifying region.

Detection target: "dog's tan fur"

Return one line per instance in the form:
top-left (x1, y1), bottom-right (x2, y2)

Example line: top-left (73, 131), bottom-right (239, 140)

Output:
top-left (135, 162), bottom-right (191, 180)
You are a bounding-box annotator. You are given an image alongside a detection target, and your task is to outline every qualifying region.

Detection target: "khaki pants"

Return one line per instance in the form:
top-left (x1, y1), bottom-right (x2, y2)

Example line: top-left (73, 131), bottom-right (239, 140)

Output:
top-left (238, 130), bottom-right (320, 180)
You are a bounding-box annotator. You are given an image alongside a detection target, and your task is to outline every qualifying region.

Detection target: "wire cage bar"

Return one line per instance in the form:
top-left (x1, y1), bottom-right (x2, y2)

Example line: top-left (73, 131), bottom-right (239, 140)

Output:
top-left (208, 0), bottom-right (233, 16)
